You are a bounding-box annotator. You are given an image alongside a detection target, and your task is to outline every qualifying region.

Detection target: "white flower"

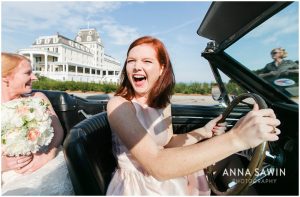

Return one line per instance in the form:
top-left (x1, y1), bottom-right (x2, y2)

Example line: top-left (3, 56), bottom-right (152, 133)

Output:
top-left (1, 97), bottom-right (54, 156)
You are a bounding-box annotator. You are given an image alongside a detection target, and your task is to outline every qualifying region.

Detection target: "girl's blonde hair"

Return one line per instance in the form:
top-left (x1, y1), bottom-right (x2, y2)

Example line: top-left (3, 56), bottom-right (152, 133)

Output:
top-left (1, 52), bottom-right (30, 77)
top-left (271, 47), bottom-right (288, 58)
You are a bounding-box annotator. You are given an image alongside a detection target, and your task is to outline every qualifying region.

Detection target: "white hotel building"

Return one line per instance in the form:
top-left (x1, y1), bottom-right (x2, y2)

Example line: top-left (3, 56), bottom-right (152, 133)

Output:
top-left (18, 28), bottom-right (121, 83)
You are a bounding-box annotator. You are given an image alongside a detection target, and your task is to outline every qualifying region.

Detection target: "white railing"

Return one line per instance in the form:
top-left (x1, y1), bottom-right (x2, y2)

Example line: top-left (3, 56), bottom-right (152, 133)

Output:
top-left (34, 71), bottom-right (119, 83)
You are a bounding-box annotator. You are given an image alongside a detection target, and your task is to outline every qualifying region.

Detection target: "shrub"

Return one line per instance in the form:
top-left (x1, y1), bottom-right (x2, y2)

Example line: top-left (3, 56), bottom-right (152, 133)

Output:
top-left (32, 75), bottom-right (245, 95)
top-left (32, 76), bottom-right (118, 93)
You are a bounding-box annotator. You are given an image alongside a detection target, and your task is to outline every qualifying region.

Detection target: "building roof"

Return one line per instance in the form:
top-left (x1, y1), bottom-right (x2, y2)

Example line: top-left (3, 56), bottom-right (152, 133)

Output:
top-left (75, 28), bottom-right (102, 44)
top-left (32, 33), bottom-right (92, 54)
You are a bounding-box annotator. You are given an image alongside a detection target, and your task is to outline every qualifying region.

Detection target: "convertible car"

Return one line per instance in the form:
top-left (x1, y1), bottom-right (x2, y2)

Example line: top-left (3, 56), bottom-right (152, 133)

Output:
top-left (38, 1), bottom-right (298, 195)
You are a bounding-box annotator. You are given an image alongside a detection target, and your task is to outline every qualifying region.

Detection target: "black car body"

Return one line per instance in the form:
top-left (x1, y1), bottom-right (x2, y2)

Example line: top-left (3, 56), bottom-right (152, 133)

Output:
top-left (198, 2), bottom-right (298, 195)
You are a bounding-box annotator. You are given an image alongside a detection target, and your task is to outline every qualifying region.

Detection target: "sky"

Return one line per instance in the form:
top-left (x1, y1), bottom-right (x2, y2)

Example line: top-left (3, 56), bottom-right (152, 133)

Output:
top-left (1, 1), bottom-right (299, 83)
top-left (226, 2), bottom-right (299, 71)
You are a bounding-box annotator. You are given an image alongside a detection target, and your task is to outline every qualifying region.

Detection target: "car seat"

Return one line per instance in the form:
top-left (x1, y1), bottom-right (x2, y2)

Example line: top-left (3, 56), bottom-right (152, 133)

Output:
top-left (63, 112), bottom-right (117, 195)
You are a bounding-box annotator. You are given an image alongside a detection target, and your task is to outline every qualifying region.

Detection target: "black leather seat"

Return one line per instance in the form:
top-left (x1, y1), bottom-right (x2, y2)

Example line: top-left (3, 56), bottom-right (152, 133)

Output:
top-left (63, 112), bottom-right (117, 195)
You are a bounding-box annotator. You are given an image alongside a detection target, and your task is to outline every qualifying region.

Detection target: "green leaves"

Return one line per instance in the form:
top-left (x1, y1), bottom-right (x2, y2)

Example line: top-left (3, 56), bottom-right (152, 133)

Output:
top-left (32, 76), bottom-right (118, 93)
top-left (32, 76), bottom-right (245, 95)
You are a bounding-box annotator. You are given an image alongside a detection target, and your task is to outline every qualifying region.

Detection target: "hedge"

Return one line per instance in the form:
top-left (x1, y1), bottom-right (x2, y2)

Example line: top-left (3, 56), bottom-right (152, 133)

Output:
top-left (32, 76), bottom-right (245, 95)
top-left (32, 76), bottom-right (118, 93)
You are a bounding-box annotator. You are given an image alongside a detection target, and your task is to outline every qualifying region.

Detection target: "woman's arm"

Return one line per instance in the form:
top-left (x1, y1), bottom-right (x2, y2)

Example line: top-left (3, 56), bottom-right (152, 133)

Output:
top-left (16, 92), bottom-right (64, 174)
top-left (34, 92), bottom-right (64, 151)
top-left (108, 96), bottom-right (280, 181)
top-left (165, 115), bottom-right (227, 148)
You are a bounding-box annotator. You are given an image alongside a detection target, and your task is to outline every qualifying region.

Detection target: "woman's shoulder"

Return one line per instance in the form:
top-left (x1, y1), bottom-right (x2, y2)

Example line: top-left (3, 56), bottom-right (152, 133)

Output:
top-left (107, 96), bottom-right (132, 112)
top-left (20, 91), bottom-right (48, 100)
top-left (30, 92), bottom-right (49, 101)
top-left (24, 92), bottom-right (52, 106)
top-left (109, 96), bottom-right (130, 104)
top-left (282, 59), bottom-right (297, 64)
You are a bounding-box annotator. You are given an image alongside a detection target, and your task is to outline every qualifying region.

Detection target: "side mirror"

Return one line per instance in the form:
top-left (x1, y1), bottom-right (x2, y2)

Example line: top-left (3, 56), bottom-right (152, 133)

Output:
top-left (211, 85), bottom-right (221, 101)
top-left (211, 84), bottom-right (227, 107)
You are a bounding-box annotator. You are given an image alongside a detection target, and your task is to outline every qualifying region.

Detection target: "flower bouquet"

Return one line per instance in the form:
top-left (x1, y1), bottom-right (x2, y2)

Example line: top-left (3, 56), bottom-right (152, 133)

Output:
top-left (1, 97), bottom-right (54, 156)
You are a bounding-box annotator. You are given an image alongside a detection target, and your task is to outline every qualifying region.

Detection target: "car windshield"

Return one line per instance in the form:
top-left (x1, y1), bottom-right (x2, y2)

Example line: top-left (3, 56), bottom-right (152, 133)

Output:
top-left (225, 2), bottom-right (299, 103)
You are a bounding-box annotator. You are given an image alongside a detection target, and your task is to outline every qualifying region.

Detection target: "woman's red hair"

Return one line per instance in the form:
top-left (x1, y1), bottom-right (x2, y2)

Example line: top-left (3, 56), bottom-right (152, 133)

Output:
top-left (115, 36), bottom-right (175, 108)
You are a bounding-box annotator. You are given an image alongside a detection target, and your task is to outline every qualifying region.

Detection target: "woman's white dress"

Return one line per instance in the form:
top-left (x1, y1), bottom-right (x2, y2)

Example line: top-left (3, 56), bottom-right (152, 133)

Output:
top-left (106, 99), bottom-right (210, 195)
top-left (1, 148), bottom-right (74, 195)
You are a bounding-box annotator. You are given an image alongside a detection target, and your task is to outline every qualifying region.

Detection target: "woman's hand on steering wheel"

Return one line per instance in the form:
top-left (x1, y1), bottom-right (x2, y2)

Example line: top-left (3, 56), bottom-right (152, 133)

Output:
top-left (230, 103), bottom-right (281, 150)
top-left (203, 115), bottom-right (228, 138)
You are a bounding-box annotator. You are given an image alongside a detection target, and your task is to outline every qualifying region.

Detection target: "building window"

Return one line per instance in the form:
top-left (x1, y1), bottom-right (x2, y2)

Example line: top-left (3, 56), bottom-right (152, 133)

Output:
top-left (53, 37), bottom-right (58, 43)
top-left (57, 65), bottom-right (63, 72)
top-left (69, 65), bottom-right (76, 72)
top-left (69, 41), bottom-right (74, 47)
top-left (87, 36), bottom-right (92, 42)
top-left (97, 70), bottom-right (100, 75)
top-left (89, 31), bottom-right (93, 35)
top-left (45, 38), bottom-right (51, 44)
top-left (78, 67), bottom-right (83, 73)
top-left (36, 39), bottom-right (42, 44)
top-left (36, 57), bottom-right (42, 62)
top-left (108, 71), bottom-right (114, 75)
top-left (36, 65), bottom-right (42, 71)
top-left (92, 69), bottom-right (96, 74)
top-left (103, 71), bottom-right (106, 76)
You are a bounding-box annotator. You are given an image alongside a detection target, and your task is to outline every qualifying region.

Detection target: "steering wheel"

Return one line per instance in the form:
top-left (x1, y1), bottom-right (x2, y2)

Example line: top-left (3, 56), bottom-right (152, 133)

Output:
top-left (205, 93), bottom-right (270, 195)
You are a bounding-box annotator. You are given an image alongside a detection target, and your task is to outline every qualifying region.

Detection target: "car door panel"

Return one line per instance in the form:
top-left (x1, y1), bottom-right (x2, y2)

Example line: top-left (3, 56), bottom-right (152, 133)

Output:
top-left (171, 104), bottom-right (251, 134)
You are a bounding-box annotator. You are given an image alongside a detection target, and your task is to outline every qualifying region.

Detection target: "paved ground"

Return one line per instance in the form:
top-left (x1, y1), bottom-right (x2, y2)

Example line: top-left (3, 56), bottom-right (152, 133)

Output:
top-left (70, 92), bottom-right (219, 105)
top-left (170, 94), bottom-right (219, 105)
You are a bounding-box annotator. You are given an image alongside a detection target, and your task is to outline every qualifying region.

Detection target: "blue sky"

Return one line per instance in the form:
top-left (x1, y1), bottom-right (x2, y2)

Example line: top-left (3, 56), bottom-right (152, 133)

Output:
top-left (226, 2), bottom-right (299, 71)
top-left (2, 1), bottom-right (299, 83)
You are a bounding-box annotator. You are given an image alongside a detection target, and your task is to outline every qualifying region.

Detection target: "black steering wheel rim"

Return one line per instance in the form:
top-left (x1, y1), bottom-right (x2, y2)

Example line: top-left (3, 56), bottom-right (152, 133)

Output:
top-left (205, 93), bottom-right (270, 195)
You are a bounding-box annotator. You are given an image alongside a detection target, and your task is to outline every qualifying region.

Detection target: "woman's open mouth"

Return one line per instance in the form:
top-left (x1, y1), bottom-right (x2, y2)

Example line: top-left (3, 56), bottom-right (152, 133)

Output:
top-left (133, 74), bottom-right (146, 87)
top-left (25, 82), bottom-right (32, 88)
